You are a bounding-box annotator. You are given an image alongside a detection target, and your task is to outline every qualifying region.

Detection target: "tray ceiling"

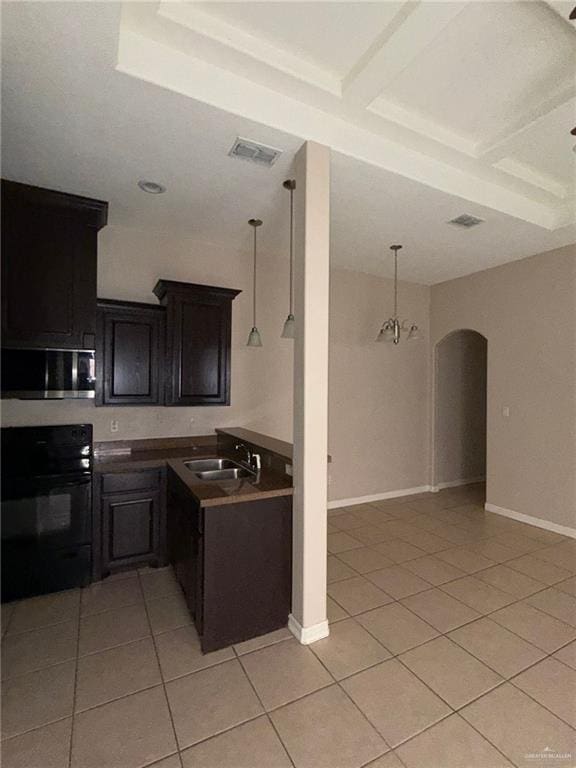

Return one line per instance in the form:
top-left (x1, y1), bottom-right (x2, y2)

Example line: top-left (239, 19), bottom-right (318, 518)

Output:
top-left (118, 1), bottom-right (576, 232)
top-left (2, 2), bottom-right (575, 285)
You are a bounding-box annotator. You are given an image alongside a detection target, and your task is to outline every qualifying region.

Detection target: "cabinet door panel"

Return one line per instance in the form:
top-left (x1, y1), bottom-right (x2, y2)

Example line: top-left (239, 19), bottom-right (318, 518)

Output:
top-left (102, 491), bottom-right (160, 571)
top-left (112, 321), bottom-right (153, 396)
top-left (111, 499), bottom-right (153, 560)
top-left (97, 301), bottom-right (164, 406)
top-left (153, 281), bottom-right (240, 407)
top-left (180, 302), bottom-right (222, 399)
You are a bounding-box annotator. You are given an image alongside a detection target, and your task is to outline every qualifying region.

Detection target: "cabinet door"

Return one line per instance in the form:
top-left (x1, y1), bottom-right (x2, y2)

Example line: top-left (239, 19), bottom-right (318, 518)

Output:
top-left (101, 490), bottom-right (161, 572)
top-left (154, 281), bottom-right (240, 407)
top-left (171, 295), bottom-right (231, 406)
top-left (1, 180), bottom-right (107, 350)
top-left (96, 301), bottom-right (164, 406)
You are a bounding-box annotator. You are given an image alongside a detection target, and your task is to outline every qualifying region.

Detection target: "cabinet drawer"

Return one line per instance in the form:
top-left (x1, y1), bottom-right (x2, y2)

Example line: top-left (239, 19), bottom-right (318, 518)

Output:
top-left (101, 469), bottom-right (161, 495)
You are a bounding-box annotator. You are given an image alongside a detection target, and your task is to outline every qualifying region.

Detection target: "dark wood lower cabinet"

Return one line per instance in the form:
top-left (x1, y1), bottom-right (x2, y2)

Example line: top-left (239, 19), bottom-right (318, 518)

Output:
top-left (167, 469), bottom-right (292, 652)
top-left (94, 468), bottom-right (167, 579)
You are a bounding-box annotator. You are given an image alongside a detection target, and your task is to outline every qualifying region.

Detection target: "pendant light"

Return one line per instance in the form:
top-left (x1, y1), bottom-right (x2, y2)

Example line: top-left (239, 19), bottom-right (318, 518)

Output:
top-left (281, 179), bottom-right (296, 339)
top-left (247, 218), bottom-right (263, 347)
top-left (376, 244), bottom-right (420, 345)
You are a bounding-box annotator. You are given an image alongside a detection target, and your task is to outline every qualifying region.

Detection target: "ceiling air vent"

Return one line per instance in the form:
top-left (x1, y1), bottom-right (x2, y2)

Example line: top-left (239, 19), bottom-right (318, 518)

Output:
top-left (229, 137), bottom-right (282, 167)
top-left (447, 214), bottom-right (484, 229)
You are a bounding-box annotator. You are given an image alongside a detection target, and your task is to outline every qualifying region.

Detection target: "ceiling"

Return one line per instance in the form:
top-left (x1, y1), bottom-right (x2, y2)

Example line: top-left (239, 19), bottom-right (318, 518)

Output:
top-left (2, 1), bottom-right (575, 285)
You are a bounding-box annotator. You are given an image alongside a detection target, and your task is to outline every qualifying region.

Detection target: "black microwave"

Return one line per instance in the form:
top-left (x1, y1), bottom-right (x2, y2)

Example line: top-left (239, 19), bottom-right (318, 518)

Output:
top-left (1, 349), bottom-right (96, 399)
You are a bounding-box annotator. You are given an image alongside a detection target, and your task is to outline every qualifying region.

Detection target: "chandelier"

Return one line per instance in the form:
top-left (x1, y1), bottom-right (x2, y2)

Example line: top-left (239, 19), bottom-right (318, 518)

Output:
top-left (376, 245), bottom-right (420, 345)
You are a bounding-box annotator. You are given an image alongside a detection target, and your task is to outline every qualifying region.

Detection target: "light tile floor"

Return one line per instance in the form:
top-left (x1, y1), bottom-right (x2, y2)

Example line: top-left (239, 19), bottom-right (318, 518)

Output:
top-left (2, 484), bottom-right (576, 768)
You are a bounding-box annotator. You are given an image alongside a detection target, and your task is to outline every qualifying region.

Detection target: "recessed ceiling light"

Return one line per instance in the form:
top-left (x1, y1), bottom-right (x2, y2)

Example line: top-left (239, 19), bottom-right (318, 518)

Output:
top-left (138, 180), bottom-right (166, 194)
top-left (447, 214), bottom-right (484, 229)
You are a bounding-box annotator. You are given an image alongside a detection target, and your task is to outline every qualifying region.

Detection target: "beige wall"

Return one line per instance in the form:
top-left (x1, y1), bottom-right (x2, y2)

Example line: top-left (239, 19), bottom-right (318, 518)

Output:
top-left (1, 224), bottom-right (294, 442)
top-left (2, 219), bottom-right (432, 505)
top-left (6, 222), bottom-right (572, 526)
top-left (431, 244), bottom-right (576, 530)
top-left (434, 330), bottom-right (487, 486)
top-left (328, 268), bottom-right (430, 502)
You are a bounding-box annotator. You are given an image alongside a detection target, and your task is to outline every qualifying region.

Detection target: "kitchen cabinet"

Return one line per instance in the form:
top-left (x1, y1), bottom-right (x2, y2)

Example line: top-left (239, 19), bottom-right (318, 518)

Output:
top-left (94, 468), bottom-right (167, 579)
top-left (167, 468), bottom-right (292, 652)
top-left (96, 300), bottom-right (165, 406)
top-left (1, 180), bottom-right (108, 350)
top-left (153, 280), bottom-right (241, 407)
top-left (167, 472), bottom-right (202, 627)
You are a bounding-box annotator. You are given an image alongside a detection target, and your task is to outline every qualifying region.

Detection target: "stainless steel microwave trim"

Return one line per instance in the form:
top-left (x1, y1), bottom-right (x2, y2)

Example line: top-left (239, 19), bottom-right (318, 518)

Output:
top-left (2, 390), bottom-right (95, 400)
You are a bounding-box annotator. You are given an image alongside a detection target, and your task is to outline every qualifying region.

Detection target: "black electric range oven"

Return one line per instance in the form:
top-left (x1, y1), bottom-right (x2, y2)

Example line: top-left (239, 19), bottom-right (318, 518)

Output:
top-left (1, 424), bottom-right (93, 602)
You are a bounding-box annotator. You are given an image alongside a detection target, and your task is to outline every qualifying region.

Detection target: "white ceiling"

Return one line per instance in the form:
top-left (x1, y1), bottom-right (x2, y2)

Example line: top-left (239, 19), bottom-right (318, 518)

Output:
top-left (2, 1), bottom-right (575, 285)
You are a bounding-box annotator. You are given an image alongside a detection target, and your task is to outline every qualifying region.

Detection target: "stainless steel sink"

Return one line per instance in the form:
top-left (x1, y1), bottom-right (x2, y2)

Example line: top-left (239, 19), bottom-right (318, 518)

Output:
top-left (183, 457), bottom-right (255, 482)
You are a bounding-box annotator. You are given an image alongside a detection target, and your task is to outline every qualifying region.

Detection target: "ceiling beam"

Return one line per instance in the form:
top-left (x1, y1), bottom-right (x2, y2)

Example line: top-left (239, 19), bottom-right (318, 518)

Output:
top-left (545, 1), bottom-right (576, 29)
top-left (341, 1), bottom-right (469, 108)
top-left (475, 81), bottom-right (575, 163)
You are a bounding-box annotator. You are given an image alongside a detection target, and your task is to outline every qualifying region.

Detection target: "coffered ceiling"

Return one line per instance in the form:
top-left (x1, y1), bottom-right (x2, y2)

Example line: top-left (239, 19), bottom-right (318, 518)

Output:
top-left (119, 1), bottom-right (576, 230)
top-left (2, 2), bottom-right (575, 285)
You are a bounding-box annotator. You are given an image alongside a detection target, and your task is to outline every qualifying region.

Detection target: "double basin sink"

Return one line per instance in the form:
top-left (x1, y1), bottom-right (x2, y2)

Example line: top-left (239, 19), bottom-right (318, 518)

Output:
top-left (184, 457), bottom-right (256, 482)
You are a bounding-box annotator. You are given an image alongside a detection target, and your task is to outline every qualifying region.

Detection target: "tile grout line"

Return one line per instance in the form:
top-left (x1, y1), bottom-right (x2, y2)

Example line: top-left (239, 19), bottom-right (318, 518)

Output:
top-left (234, 650), bottom-right (298, 768)
top-left (67, 591), bottom-right (82, 768)
top-left (3, 492), bottom-right (573, 761)
top-left (363, 600), bottom-right (576, 750)
top-left (136, 570), bottom-right (185, 768)
top-left (299, 632), bottom-right (394, 765)
top-left (16, 576), bottom-right (568, 751)
top-left (327, 585), bottom-right (576, 750)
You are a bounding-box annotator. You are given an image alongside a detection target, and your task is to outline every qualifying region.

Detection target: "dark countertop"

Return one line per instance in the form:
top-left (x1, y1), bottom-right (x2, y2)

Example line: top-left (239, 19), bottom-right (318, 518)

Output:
top-left (94, 430), bottom-right (293, 508)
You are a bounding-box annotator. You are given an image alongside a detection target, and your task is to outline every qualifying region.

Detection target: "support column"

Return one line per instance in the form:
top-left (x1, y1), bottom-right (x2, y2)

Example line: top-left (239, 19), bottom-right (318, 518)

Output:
top-left (288, 141), bottom-right (330, 644)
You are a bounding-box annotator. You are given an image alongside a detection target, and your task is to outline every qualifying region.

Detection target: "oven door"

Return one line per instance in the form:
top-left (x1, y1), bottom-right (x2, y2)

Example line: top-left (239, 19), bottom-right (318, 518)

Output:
top-left (1, 474), bottom-right (92, 550)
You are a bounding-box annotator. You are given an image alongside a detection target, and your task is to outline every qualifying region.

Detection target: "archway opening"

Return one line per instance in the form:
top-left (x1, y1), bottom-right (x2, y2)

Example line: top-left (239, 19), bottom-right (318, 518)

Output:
top-left (434, 329), bottom-right (487, 504)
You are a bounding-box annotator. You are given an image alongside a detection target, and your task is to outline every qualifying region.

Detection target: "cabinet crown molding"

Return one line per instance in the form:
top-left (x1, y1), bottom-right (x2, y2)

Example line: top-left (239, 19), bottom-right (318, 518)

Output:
top-left (153, 279), bottom-right (241, 303)
top-left (1, 179), bottom-right (108, 230)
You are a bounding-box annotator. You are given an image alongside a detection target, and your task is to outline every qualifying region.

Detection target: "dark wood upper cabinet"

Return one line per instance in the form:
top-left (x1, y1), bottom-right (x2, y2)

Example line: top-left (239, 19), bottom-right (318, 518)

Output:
top-left (154, 280), bottom-right (241, 407)
top-left (1, 180), bottom-right (108, 350)
top-left (96, 300), bottom-right (165, 406)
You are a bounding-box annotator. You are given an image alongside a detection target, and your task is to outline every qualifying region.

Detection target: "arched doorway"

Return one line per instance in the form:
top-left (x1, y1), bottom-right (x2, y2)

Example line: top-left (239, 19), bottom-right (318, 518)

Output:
top-left (433, 329), bottom-right (487, 501)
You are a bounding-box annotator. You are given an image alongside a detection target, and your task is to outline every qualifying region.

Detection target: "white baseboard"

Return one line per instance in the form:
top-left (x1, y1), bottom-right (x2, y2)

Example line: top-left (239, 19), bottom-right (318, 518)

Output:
top-left (328, 485), bottom-right (431, 510)
top-left (430, 476), bottom-right (486, 493)
top-left (485, 502), bottom-right (576, 540)
top-left (288, 614), bottom-right (330, 645)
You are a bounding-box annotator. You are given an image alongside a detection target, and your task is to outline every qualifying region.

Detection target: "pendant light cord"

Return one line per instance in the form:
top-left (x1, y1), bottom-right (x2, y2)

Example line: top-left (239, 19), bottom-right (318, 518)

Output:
top-left (253, 225), bottom-right (257, 327)
top-left (289, 185), bottom-right (294, 316)
top-left (394, 249), bottom-right (398, 319)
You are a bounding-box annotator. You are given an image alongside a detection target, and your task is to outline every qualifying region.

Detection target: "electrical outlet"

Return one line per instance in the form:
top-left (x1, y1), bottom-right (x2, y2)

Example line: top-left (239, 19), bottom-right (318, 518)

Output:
top-left (110, 420), bottom-right (119, 433)
top-left (502, 406), bottom-right (510, 418)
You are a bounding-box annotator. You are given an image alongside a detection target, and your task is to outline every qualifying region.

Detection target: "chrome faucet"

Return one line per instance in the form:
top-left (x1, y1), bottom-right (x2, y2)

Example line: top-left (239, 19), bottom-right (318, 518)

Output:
top-left (235, 442), bottom-right (261, 471)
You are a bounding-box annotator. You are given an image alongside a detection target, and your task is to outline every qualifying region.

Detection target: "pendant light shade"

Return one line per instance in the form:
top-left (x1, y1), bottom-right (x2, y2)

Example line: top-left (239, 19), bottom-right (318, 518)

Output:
top-left (281, 179), bottom-right (296, 339)
top-left (247, 218), bottom-right (263, 347)
top-left (376, 244), bottom-right (420, 345)
top-left (281, 313), bottom-right (295, 339)
top-left (247, 327), bottom-right (263, 347)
